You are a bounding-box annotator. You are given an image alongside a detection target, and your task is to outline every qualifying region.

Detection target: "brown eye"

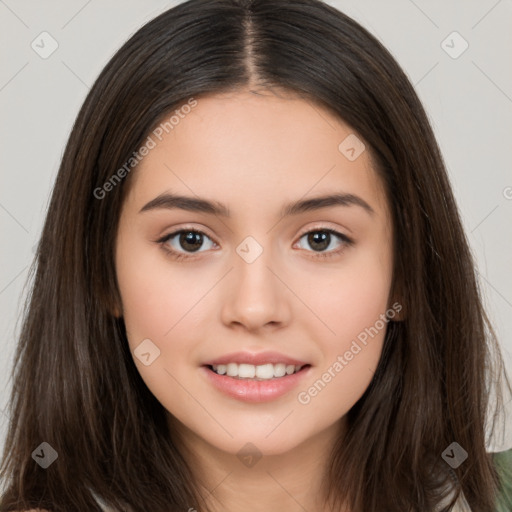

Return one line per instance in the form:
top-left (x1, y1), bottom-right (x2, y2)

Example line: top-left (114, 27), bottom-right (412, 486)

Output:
top-left (307, 231), bottom-right (331, 251)
top-left (158, 229), bottom-right (216, 256)
top-left (179, 231), bottom-right (204, 252)
top-left (296, 229), bottom-right (352, 255)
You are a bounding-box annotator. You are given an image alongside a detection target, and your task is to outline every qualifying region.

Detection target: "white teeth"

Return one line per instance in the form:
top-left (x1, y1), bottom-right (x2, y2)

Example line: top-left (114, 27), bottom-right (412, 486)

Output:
top-left (238, 364), bottom-right (256, 378)
top-left (226, 363), bottom-right (238, 377)
top-left (255, 363), bottom-right (274, 379)
top-left (216, 364), bottom-right (227, 375)
top-left (273, 363), bottom-right (286, 377)
top-left (211, 362), bottom-right (305, 380)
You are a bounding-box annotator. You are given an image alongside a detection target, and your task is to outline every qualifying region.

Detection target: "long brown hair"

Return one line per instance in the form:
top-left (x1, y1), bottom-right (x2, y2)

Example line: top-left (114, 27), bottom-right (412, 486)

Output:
top-left (1, 1), bottom-right (510, 511)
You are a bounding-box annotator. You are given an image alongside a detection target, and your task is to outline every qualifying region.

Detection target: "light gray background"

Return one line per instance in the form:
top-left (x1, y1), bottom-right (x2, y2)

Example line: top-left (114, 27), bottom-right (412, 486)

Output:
top-left (1, 0), bottom-right (511, 457)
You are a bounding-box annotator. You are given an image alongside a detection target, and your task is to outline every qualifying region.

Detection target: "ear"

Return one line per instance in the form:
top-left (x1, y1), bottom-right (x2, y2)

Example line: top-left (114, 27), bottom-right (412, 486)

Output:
top-left (105, 291), bottom-right (123, 318)
top-left (387, 299), bottom-right (405, 322)
top-left (388, 280), bottom-right (406, 321)
top-left (111, 304), bottom-right (123, 318)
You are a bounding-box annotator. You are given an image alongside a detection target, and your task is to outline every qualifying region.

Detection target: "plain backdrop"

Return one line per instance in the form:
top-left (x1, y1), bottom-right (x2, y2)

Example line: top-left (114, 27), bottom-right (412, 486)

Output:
top-left (1, 0), bottom-right (511, 458)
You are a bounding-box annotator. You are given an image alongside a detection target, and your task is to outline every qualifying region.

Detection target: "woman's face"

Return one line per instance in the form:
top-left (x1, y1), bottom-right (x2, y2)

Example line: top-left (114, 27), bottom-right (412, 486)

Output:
top-left (115, 89), bottom-right (395, 457)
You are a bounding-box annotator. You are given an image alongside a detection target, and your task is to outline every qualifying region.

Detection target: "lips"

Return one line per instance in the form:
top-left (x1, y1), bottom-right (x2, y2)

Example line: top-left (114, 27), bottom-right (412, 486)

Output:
top-left (201, 363), bottom-right (312, 402)
top-left (202, 350), bottom-right (310, 367)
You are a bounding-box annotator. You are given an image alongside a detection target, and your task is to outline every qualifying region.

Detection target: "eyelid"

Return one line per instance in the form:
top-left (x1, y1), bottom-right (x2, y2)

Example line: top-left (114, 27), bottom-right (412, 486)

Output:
top-left (295, 222), bottom-right (352, 241)
top-left (293, 228), bottom-right (353, 259)
top-left (154, 225), bottom-right (219, 258)
top-left (156, 222), bottom-right (354, 260)
top-left (156, 223), bottom-right (352, 244)
top-left (156, 224), bottom-right (218, 244)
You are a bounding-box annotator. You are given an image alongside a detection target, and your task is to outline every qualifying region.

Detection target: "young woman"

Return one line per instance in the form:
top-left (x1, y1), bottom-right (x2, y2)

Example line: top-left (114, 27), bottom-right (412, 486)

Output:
top-left (1, 1), bottom-right (511, 511)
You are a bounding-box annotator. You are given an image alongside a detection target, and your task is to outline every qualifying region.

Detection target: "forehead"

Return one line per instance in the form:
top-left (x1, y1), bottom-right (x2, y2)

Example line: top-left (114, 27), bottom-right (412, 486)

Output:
top-left (124, 89), bottom-right (389, 218)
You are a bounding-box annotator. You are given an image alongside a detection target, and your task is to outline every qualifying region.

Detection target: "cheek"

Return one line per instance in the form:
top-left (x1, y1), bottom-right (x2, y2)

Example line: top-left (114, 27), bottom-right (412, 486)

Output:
top-left (302, 244), bottom-right (392, 344)
top-left (115, 244), bottom-right (206, 413)
top-left (296, 312), bottom-right (388, 423)
top-left (115, 240), bottom-right (219, 412)
top-left (116, 239), bottom-right (206, 346)
top-left (298, 342), bottom-right (383, 421)
top-left (294, 245), bottom-right (392, 412)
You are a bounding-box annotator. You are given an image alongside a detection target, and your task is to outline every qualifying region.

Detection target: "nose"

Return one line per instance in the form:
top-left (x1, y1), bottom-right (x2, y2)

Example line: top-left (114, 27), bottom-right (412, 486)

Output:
top-left (220, 245), bottom-right (291, 332)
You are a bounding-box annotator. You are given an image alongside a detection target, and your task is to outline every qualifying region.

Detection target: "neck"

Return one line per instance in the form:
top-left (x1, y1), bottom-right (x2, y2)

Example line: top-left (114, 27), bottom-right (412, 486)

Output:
top-left (168, 415), bottom-right (351, 512)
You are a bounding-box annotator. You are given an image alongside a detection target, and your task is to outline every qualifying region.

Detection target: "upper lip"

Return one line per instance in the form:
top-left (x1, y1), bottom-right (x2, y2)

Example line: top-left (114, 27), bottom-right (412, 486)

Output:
top-left (203, 351), bottom-right (310, 367)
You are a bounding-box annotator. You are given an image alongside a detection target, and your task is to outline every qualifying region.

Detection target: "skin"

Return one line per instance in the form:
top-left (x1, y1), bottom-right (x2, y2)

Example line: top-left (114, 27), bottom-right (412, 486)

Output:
top-left (115, 88), bottom-right (395, 512)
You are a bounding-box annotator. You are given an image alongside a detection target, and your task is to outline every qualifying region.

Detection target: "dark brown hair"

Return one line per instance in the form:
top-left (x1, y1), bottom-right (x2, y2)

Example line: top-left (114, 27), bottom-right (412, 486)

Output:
top-left (1, 0), bottom-right (511, 511)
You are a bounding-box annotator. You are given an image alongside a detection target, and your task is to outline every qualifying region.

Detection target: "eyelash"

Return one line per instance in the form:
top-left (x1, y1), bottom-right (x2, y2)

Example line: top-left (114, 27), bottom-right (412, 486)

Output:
top-left (156, 227), bottom-right (354, 262)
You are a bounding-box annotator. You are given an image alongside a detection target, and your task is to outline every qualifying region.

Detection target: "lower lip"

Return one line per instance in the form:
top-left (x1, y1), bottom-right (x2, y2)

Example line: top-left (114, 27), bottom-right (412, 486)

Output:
top-left (201, 365), bottom-right (312, 403)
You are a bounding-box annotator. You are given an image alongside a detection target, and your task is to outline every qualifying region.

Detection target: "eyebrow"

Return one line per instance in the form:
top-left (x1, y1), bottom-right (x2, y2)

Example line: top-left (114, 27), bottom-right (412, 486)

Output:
top-left (139, 192), bottom-right (375, 217)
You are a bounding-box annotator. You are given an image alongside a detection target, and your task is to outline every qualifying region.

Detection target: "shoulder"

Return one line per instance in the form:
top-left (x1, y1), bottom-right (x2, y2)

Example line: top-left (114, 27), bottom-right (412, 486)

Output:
top-left (491, 448), bottom-right (512, 511)
top-left (492, 446), bottom-right (512, 465)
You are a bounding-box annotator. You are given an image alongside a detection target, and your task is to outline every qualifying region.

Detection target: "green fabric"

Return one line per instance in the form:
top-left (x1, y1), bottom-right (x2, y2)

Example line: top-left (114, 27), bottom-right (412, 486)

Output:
top-left (492, 448), bottom-right (512, 511)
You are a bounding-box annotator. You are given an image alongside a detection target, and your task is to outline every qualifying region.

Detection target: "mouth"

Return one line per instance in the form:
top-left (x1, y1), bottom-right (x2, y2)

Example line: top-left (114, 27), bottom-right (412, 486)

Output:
top-left (201, 363), bottom-right (312, 403)
top-left (205, 363), bottom-right (311, 381)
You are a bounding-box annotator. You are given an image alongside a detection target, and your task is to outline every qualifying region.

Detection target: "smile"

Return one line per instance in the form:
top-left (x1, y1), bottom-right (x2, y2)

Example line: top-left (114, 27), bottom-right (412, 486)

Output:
top-left (209, 362), bottom-right (305, 380)
top-left (202, 364), bottom-right (312, 402)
